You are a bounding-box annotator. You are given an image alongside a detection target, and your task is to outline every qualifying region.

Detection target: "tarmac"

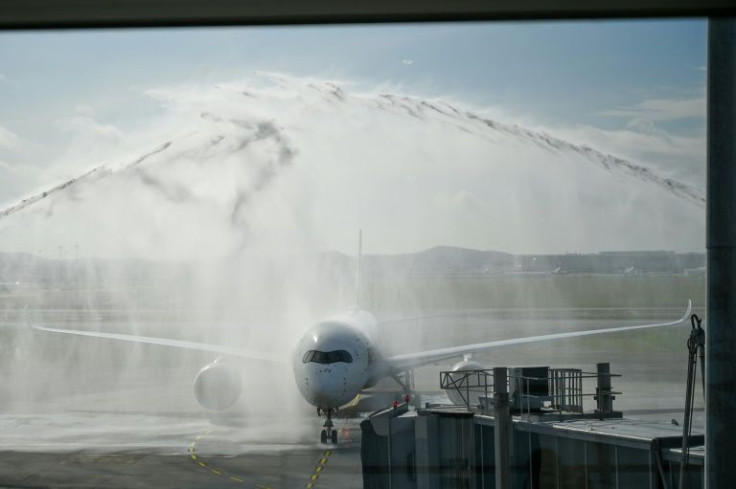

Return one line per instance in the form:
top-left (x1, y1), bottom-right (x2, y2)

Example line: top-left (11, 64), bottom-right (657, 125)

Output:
top-left (0, 382), bottom-right (366, 489)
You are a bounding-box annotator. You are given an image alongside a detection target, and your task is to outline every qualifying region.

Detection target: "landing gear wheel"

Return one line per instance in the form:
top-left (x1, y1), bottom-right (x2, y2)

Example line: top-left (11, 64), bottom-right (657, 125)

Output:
top-left (319, 407), bottom-right (337, 444)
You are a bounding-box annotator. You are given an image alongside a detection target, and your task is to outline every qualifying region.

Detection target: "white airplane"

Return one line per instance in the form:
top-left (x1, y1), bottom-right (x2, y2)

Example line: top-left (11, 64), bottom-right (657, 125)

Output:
top-left (31, 298), bottom-right (692, 444)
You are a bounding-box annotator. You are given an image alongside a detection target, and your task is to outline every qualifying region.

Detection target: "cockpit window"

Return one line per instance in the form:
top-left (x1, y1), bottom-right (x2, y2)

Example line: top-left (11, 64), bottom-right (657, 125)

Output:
top-left (302, 350), bottom-right (353, 364)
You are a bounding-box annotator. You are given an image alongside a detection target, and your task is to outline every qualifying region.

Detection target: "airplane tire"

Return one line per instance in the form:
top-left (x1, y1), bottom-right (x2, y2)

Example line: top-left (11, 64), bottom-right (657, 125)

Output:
top-left (320, 430), bottom-right (327, 444)
top-left (331, 430), bottom-right (338, 444)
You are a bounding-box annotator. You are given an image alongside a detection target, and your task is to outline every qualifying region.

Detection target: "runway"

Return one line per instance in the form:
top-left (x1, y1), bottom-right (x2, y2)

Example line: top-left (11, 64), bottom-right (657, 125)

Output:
top-left (0, 305), bottom-right (702, 488)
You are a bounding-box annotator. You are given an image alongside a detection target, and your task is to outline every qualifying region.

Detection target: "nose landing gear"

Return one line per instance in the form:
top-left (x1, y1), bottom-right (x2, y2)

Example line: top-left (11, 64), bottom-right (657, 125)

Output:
top-left (319, 407), bottom-right (338, 444)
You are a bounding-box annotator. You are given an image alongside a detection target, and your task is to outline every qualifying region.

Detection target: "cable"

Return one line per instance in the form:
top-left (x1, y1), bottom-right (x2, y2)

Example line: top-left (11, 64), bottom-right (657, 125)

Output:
top-left (679, 314), bottom-right (704, 489)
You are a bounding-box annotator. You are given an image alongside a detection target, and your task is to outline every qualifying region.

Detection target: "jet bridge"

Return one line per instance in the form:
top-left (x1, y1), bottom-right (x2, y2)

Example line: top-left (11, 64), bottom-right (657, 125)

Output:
top-left (438, 362), bottom-right (621, 419)
top-left (361, 362), bottom-right (702, 489)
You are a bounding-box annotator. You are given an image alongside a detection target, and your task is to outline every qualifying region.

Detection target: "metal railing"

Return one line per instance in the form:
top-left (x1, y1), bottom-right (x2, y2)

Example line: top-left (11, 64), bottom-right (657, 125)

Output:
top-left (439, 364), bottom-right (620, 416)
top-left (439, 368), bottom-right (494, 407)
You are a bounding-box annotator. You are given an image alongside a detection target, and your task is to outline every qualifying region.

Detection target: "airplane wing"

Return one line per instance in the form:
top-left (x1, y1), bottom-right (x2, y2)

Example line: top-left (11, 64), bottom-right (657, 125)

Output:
top-left (30, 324), bottom-right (286, 363)
top-left (386, 301), bottom-right (692, 372)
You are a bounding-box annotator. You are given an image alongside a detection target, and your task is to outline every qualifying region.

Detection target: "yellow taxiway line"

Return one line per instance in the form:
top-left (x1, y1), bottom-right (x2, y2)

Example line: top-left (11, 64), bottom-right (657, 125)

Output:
top-left (188, 430), bottom-right (336, 488)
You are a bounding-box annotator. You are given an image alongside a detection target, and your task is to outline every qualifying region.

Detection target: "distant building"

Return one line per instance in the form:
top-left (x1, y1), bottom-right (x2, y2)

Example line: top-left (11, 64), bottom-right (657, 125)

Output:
top-left (515, 251), bottom-right (705, 275)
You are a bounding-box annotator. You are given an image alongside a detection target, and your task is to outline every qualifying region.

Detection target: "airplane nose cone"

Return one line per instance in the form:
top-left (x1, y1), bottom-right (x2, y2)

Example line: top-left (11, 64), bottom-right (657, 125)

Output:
top-left (298, 365), bottom-right (355, 408)
top-left (309, 369), bottom-right (339, 405)
top-left (311, 379), bottom-right (330, 404)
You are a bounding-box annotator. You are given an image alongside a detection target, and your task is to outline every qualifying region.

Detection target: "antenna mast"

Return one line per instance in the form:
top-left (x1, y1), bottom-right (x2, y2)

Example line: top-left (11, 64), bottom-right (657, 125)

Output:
top-left (355, 230), bottom-right (363, 310)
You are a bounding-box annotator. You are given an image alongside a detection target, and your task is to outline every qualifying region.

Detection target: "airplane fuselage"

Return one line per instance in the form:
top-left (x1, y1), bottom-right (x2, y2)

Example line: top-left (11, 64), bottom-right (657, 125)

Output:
top-left (292, 310), bottom-right (383, 410)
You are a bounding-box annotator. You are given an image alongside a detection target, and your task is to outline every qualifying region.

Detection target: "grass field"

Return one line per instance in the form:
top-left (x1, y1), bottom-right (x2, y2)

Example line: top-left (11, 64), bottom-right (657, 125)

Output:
top-left (364, 273), bottom-right (704, 311)
top-left (1, 272), bottom-right (704, 313)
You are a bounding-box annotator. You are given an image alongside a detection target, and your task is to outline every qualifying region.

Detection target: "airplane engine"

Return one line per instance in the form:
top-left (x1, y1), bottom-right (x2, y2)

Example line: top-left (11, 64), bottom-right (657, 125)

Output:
top-left (193, 358), bottom-right (242, 411)
top-left (446, 358), bottom-right (487, 407)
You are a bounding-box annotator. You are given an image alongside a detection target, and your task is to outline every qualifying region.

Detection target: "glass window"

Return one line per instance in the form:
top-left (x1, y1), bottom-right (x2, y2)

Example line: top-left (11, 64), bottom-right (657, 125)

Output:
top-left (302, 350), bottom-right (353, 364)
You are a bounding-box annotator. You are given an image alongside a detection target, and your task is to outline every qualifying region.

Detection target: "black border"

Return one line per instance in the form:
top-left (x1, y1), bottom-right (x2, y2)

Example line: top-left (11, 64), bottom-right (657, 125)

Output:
top-left (0, 0), bottom-right (733, 30)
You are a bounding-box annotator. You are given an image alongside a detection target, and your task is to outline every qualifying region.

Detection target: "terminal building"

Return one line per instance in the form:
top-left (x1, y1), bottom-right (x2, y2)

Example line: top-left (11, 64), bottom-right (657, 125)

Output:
top-left (360, 364), bottom-right (703, 488)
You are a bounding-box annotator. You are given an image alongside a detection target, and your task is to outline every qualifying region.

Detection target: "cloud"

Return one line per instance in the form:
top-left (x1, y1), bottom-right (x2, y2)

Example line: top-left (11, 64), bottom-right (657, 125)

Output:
top-left (402, 59), bottom-right (414, 65)
top-left (0, 159), bottom-right (43, 208)
top-left (530, 94), bottom-right (708, 187)
top-left (0, 159), bottom-right (40, 179)
top-left (41, 112), bottom-right (128, 184)
top-left (550, 121), bottom-right (705, 186)
top-left (74, 105), bottom-right (96, 118)
top-left (599, 96), bottom-right (705, 122)
top-left (0, 75), bottom-right (706, 257)
top-left (433, 189), bottom-right (485, 214)
top-left (58, 115), bottom-right (124, 139)
top-left (0, 125), bottom-right (19, 149)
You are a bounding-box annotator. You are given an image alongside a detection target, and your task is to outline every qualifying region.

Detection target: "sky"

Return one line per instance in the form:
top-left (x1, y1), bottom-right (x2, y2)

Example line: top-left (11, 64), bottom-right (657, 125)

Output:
top-left (0, 19), bottom-right (709, 255)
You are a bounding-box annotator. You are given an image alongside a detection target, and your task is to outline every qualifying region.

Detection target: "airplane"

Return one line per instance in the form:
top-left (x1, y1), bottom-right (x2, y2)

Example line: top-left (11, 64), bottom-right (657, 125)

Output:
top-left (30, 299), bottom-right (692, 445)
top-left (28, 237), bottom-right (693, 444)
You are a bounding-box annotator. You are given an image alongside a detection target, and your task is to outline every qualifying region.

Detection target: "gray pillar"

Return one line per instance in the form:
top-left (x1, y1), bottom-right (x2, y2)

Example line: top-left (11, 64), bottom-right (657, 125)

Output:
top-left (415, 415), bottom-right (440, 489)
top-left (595, 362), bottom-right (613, 415)
top-left (493, 367), bottom-right (511, 489)
top-left (706, 17), bottom-right (736, 489)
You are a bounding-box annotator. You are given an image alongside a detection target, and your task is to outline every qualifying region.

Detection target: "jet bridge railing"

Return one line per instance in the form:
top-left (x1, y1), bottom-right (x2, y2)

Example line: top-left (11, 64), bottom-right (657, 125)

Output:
top-left (439, 368), bottom-right (494, 408)
top-left (439, 364), bottom-right (621, 416)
